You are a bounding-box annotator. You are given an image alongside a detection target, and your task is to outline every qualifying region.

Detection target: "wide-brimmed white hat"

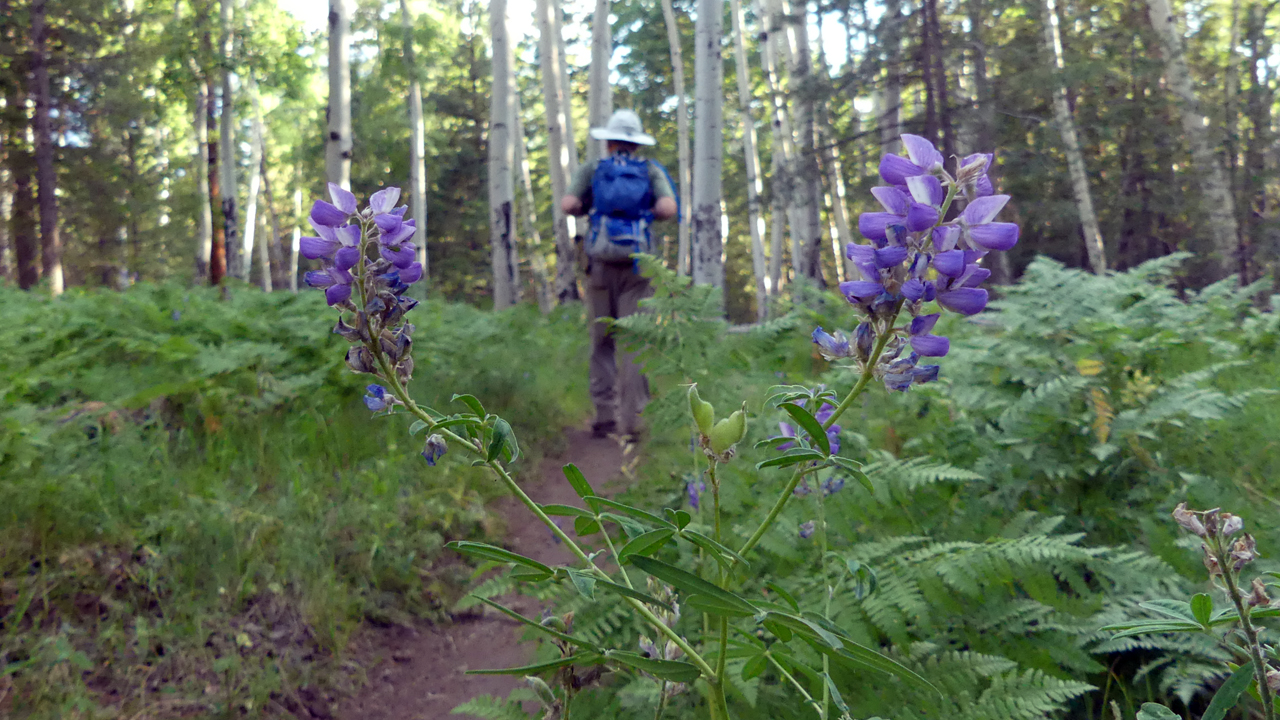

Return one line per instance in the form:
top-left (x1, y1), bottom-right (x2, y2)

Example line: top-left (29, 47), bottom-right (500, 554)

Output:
top-left (589, 109), bottom-right (656, 146)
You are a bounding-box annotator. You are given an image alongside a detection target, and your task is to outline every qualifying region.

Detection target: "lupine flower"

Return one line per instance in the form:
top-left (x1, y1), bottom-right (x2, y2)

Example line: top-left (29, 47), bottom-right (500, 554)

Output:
top-left (422, 433), bottom-right (447, 465)
top-left (364, 384), bottom-right (393, 412)
top-left (1173, 503), bottom-right (1207, 536)
top-left (305, 266), bottom-right (354, 306)
top-left (879, 134), bottom-right (944, 186)
top-left (812, 327), bottom-right (852, 361)
top-left (908, 314), bottom-right (949, 357)
top-left (821, 477), bottom-right (845, 496)
top-left (686, 479), bottom-right (706, 510)
top-left (958, 195), bottom-right (1019, 251)
top-left (793, 479), bottom-right (812, 497)
top-left (799, 521), bottom-right (816, 540)
top-left (956, 153), bottom-right (995, 198)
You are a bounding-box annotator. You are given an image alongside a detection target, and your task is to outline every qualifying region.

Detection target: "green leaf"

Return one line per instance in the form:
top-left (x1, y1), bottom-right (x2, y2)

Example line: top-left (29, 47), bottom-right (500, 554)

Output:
top-left (765, 582), bottom-right (799, 612)
top-left (467, 654), bottom-right (595, 675)
top-left (594, 578), bottom-right (674, 610)
top-left (563, 464), bottom-right (595, 499)
top-left (779, 403), bottom-right (830, 455)
top-left (1138, 599), bottom-right (1197, 623)
top-left (540, 504), bottom-right (595, 518)
top-left (618, 529), bottom-right (675, 561)
top-left (828, 457), bottom-right (873, 492)
top-left (756, 449), bottom-right (827, 470)
top-left (605, 652), bottom-right (701, 683)
top-left (665, 508), bottom-right (692, 530)
top-left (1191, 593), bottom-right (1214, 627)
top-left (823, 673), bottom-right (851, 715)
top-left (629, 556), bottom-right (758, 616)
top-left (601, 513), bottom-right (649, 539)
top-left (681, 530), bottom-right (749, 569)
top-left (760, 612), bottom-right (842, 649)
top-left (1136, 703), bottom-right (1179, 720)
top-left (1100, 621), bottom-right (1203, 638)
top-left (584, 497), bottom-right (672, 528)
top-left (1202, 661), bottom-right (1255, 720)
top-left (763, 612), bottom-right (936, 694)
top-left (763, 617), bottom-right (793, 642)
top-left (451, 393), bottom-right (486, 417)
top-left (433, 416), bottom-right (483, 432)
top-left (567, 569), bottom-right (596, 599)
top-left (447, 541), bottom-right (552, 579)
top-left (684, 594), bottom-right (756, 618)
top-left (472, 597), bottom-right (601, 652)
top-left (574, 516), bottom-right (601, 537)
top-left (408, 419), bottom-right (429, 436)
top-left (742, 654), bottom-right (768, 681)
top-left (487, 418), bottom-right (519, 463)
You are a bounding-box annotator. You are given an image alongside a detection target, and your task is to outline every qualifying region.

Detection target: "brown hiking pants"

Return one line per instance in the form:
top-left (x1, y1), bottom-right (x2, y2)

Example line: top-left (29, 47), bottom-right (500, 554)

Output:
top-left (587, 260), bottom-right (651, 434)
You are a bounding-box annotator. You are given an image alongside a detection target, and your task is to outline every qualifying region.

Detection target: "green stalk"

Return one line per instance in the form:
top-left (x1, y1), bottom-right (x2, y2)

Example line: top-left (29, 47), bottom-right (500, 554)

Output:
top-left (653, 682), bottom-right (669, 720)
top-left (767, 653), bottom-right (822, 718)
top-left (711, 461), bottom-right (731, 699)
top-left (1212, 538), bottom-right (1275, 720)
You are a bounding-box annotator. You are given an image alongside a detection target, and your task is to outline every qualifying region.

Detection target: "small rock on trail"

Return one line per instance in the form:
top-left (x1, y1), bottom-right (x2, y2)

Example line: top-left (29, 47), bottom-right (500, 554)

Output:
top-left (336, 428), bottom-right (630, 720)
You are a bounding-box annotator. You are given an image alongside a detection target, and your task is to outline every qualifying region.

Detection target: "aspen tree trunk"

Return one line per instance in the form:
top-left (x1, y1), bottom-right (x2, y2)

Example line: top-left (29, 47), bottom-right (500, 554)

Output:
top-left (1225, 0), bottom-right (1241, 195)
top-left (586, 0), bottom-right (613, 166)
top-left (247, 74), bottom-right (279, 291)
top-left (817, 102), bottom-right (856, 282)
top-left (967, 0), bottom-right (1011, 283)
top-left (327, 0), bottom-right (353, 189)
top-left (730, 0), bottom-right (768, 316)
top-left (879, 0), bottom-right (902, 153)
top-left (537, 0), bottom-right (579, 303)
top-left (206, 77), bottom-right (227, 285)
top-left (691, 0), bottom-right (724, 292)
top-left (553, 5), bottom-right (578, 173)
top-left (754, 0), bottom-right (796, 292)
top-left (775, 0), bottom-right (823, 282)
top-left (488, 0), bottom-right (521, 309)
top-left (219, 0), bottom-right (242, 282)
top-left (194, 82), bottom-right (214, 282)
top-left (290, 183), bottom-right (301, 292)
top-left (0, 163), bottom-right (10, 283)
top-left (1145, 0), bottom-right (1240, 278)
top-left (661, 0), bottom-right (694, 277)
top-left (30, 0), bottom-right (62, 295)
top-left (400, 0), bottom-right (429, 290)
top-left (259, 153), bottom-right (286, 291)
top-left (1040, 0), bottom-right (1107, 273)
top-left (514, 96), bottom-right (554, 312)
top-left (243, 89), bottom-right (263, 288)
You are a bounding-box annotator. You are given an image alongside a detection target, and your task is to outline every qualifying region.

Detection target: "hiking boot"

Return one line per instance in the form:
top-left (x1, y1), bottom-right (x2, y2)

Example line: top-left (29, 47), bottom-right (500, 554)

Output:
top-left (591, 420), bottom-right (617, 439)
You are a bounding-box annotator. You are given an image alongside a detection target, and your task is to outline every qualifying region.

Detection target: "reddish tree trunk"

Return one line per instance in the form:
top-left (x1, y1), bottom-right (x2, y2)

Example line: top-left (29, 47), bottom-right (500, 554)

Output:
top-left (207, 78), bottom-right (226, 285)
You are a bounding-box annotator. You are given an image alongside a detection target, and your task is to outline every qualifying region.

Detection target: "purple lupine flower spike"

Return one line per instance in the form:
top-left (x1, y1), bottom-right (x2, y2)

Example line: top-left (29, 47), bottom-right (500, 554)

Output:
top-left (328, 183), bottom-right (358, 214)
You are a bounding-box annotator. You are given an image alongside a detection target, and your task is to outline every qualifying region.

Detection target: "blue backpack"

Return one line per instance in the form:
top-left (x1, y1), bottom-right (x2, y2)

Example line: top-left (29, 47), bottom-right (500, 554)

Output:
top-left (587, 155), bottom-right (678, 264)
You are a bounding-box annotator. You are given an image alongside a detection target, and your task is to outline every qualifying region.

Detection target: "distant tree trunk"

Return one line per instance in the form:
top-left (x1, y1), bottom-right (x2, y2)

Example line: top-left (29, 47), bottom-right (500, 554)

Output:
top-left (0, 162), bottom-right (10, 283)
top-left (260, 154), bottom-right (285, 291)
top-left (488, 0), bottom-right (520, 309)
top-left (247, 74), bottom-right (278, 292)
top-left (1145, 0), bottom-right (1240, 279)
top-left (4, 70), bottom-right (38, 292)
top-left (327, 0), bottom-right (353, 189)
top-left (754, 0), bottom-right (796, 292)
top-left (586, 0), bottom-right (613, 166)
top-left (206, 77), bottom-right (227, 285)
top-left (400, 0), bottom-right (429, 292)
top-left (661, 0), bottom-right (694, 278)
top-left (730, 0), bottom-right (768, 315)
top-left (219, 0), bottom-right (242, 283)
top-left (537, 0), bottom-right (579, 303)
top-left (290, 182), bottom-right (301, 292)
top-left (924, 0), bottom-right (954, 159)
top-left (1040, 0), bottom-right (1107, 273)
top-left (514, 95), bottom-right (554, 312)
top-left (31, 0), bottom-right (62, 295)
top-left (1242, 1), bottom-right (1272, 282)
top-left (966, 0), bottom-right (1011, 282)
top-left (817, 100), bottom-right (856, 283)
top-left (775, 0), bottom-right (823, 282)
top-left (553, 5), bottom-right (578, 173)
top-left (1224, 0), bottom-right (1241, 199)
top-left (879, 0), bottom-right (902, 154)
top-left (243, 96), bottom-right (263, 288)
top-left (691, 0), bottom-right (724, 293)
top-left (194, 82), bottom-right (214, 282)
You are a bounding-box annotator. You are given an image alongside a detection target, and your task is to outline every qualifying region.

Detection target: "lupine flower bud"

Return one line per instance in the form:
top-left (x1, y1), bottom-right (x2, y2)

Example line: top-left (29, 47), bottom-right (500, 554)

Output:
top-left (1173, 503), bottom-right (1207, 537)
top-left (1203, 509), bottom-right (1222, 537)
top-left (855, 322), bottom-right (875, 362)
top-left (822, 477), bottom-right (845, 496)
top-left (397, 356), bottom-right (414, 384)
top-left (812, 327), bottom-right (853, 361)
top-left (422, 434), bottom-right (447, 466)
top-left (1268, 670), bottom-right (1280, 693)
top-left (333, 317), bottom-right (365, 343)
top-left (1221, 513), bottom-right (1244, 537)
top-left (799, 521), bottom-right (816, 540)
top-left (1249, 577), bottom-right (1271, 607)
top-left (688, 384), bottom-right (715, 436)
top-left (1203, 544), bottom-right (1222, 576)
top-left (364, 384), bottom-right (394, 412)
top-left (638, 635), bottom-right (659, 658)
top-left (346, 346), bottom-right (375, 374)
top-left (526, 676), bottom-right (557, 708)
top-left (708, 405), bottom-right (748, 454)
top-left (1231, 534), bottom-right (1258, 571)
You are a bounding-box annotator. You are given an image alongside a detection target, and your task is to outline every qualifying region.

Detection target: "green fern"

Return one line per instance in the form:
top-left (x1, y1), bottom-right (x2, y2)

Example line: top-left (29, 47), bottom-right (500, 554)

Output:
top-left (450, 693), bottom-right (538, 720)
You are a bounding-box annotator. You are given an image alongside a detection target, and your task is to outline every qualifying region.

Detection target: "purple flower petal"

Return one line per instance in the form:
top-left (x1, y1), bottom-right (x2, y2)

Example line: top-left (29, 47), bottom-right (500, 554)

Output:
top-left (910, 313), bottom-right (941, 336)
top-left (870, 186), bottom-right (911, 215)
top-left (974, 175), bottom-right (994, 197)
top-left (874, 246), bottom-right (908, 268)
top-left (840, 280), bottom-right (884, 301)
top-left (300, 236), bottom-right (339, 260)
top-left (902, 278), bottom-right (926, 301)
top-left (325, 283), bottom-right (352, 306)
top-left (328, 183), bottom-right (358, 214)
top-left (399, 262), bottom-right (424, 285)
top-left (334, 245), bottom-right (361, 271)
top-left (381, 243), bottom-right (416, 268)
top-left (933, 250), bottom-right (966, 277)
top-left (392, 206), bottom-right (408, 217)
top-left (310, 200), bottom-right (347, 228)
top-left (961, 266), bottom-right (992, 287)
top-left (906, 203), bottom-right (939, 232)
top-left (933, 225), bottom-right (960, 252)
top-left (304, 270), bottom-right (334, 288)
top-left (858, 212), bottom-right (899, 241)
top-left (912, 365), bottom-right (941, 384)
top-left (961, 195), bottom-right (1011, 225)
top-left (906, 175), bottom-right (945, 207)
top-left (937, 288), bottom-right (989, 316)
top-left (902, 134), bottom-right (944, 170)
top-left (381, 219), bottom-right (417, 246)
top-left (337, 224), bottom-right (361, 246)
top-left (961, 153), bottom-right (993, 173)
top-left (910, 334), bottom-right (950, 357)
top-left (969, 222), bottom-right (1020, 251)
top-left (374, 214), bottom-right (403, 233)
top-left (879, 154), bottom-right (925, 186)
top-left (369, 187), bottom-right (402, 215)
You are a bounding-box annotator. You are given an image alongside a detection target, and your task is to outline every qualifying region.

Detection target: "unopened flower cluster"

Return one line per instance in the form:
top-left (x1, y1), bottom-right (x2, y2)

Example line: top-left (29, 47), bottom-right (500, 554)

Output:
top-left (1173, 503), bottom-right (1263, 591)
top-left (813, 135), bottom-right (1020, 391)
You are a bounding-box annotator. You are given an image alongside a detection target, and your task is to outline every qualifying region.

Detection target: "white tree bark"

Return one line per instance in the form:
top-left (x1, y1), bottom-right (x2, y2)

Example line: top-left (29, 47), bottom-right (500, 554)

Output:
top-left (194, 82), bottom-right (213, 281)
top-left (400, 0), bottom-right (429, 290)
top-left (879, 0), bottom-right (902, 154)
top-left (774, 0), bottom-right (823, 282)
top-left (552, 4), bottom-right (579, 173)
top-left (691, 0), bottom-right (724, 292)
top-left (537, 0), bottom-right (579, 303)
top-left (1145, 0), bottom-right (1240, 277)
top-left (489, 0), bottom-right (521, 309)
top-left (243, 77), bottom-right (264, 287)
top-left (220, 0), bottom-right (241, 281)
top-left (753, 0), bottom-right (794, 295)
top-left (660, 0), bottom-right (693, 277)
top-left (730, 0), bottom-right (768, 316)
top-left (247, 72), bottom-right (274, 291)
top-left (514, 95), bottom-right (554, 312)
top-left (586, 0), bottom-right (613, 166)
top-left (326, 0), bottom-right (353, 189)
top-left (290, 183), bottom-right (301, 292)
top-left (818, 104), bottom-right (856, 282)
top-left (1040, 0), bottom-right (1107, 273)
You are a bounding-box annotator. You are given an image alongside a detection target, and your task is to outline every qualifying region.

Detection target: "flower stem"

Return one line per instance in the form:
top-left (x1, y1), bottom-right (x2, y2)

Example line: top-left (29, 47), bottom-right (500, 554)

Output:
top-left (653, 683), bottom-right (669, 720)
top-left (1213, 540), bottom-right (1275, 720)
top-left (767, 653), bottom-right (822, 718)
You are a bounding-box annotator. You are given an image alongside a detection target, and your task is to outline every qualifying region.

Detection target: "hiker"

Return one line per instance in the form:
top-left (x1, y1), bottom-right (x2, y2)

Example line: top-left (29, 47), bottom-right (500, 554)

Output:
top-left (560, 109), bottom-right (678, 439)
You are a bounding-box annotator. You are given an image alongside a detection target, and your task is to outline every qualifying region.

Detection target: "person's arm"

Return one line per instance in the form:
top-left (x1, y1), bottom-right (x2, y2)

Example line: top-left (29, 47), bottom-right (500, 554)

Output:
top-left (561, 163), bottom-right (593, 216)
top-left (653, 197), bottom-right (677, 221)
top-left (648, 161), bottom-right (677, 221)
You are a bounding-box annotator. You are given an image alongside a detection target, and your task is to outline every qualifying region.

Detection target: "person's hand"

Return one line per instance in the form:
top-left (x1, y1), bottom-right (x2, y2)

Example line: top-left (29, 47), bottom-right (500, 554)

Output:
top-left (653, 196), bottom-right (677, 221)
top-left (561, 195), bottom-right (584, 216)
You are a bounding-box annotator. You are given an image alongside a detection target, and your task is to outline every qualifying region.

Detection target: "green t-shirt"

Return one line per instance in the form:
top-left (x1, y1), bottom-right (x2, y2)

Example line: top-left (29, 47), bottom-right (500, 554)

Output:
top-left (567, 154), bottom-right (676, 212)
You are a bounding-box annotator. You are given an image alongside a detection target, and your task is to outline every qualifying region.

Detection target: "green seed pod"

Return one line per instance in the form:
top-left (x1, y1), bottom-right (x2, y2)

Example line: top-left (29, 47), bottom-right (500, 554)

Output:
top-left (708, 405), bottom-right (748, 454)
top-left (525, 676), bottom-right (557, 708)
top-left (688, 384), bottom-right (715, 435)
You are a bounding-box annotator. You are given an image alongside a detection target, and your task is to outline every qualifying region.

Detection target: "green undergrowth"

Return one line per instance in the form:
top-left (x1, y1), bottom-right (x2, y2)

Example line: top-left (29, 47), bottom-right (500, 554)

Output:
top-left (0, 282), bottom-right (588, 718)
top-left (462, 256), bottom-right (1280, 720)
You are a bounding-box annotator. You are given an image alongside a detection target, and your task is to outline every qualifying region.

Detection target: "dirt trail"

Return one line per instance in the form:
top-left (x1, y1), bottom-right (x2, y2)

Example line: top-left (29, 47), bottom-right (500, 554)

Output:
top-left (336, 428), bottom-right (631, 720)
